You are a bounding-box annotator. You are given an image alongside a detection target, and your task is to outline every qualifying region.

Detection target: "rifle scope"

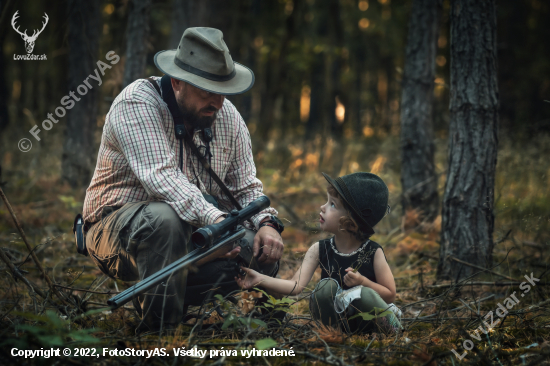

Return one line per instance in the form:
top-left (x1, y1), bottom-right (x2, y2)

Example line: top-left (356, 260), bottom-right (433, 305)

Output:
top-left (192, 195), bottom-right (270, 248)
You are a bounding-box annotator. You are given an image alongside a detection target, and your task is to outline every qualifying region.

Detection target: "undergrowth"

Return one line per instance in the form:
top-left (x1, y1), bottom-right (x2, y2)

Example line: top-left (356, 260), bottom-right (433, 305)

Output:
top-left (0, 134), bottom-right (549, 365)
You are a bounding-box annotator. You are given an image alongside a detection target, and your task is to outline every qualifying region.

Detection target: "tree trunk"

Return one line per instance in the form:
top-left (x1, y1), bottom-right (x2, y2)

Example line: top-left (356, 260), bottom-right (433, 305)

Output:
top-left (170, 0), bottom-right (233, 40)
top-left (258, 0), bottom-right (301, 142)
top-left (0, 0), bottom-right (16, 133)
top-left (305, 54), bottom-right (326, 139)
top-left (437, 0), bottom-right (499, 281)
top-left (122, 0), bottom-right (151, 88)
top-left (170, 0), bottom-right (187, 48)
top-left (399, 0), bottom-right (441, 225)
top-left (327, 0), bottom-right (344, 141)
top-left (62, 0), bottom-right (100, 188)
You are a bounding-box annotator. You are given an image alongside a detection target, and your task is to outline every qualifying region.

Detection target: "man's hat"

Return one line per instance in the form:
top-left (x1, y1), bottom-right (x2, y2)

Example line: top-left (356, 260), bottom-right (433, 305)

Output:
top-left (322, 172), bottom-right (390, 235)
top-left (154, 27), bottom-right (254, 95)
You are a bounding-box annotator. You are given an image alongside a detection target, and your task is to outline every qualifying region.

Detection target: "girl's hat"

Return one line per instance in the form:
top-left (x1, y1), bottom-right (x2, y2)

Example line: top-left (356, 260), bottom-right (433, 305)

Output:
top-left (322, 172), bottom-right (390, 235)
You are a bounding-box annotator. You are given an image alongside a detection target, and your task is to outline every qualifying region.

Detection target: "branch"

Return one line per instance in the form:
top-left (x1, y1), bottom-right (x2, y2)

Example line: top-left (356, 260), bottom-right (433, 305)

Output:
top-left (449, 256), bottom-right (517, 282)
top-left (0, 187), bottom-right (71, 306)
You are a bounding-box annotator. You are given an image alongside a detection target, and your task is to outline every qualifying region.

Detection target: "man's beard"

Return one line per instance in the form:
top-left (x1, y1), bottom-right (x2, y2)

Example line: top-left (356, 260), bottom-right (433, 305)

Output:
top-left (176, 97), bottom-right (218, 131)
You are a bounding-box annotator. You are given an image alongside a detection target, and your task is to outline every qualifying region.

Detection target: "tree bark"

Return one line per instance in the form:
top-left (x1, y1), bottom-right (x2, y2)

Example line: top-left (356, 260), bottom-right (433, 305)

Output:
top-left (258, 0), bottom-right (301, 142)
top-left (0, 0), bottom-right (15, 133)
top-left (62, 0), bottom-right (100, 188)
top-left (122, 0), bottom-right (151, 88)
top-left (170, 0), bottom-right (232, 41)
top-left (399, 0), bottom-right (441, 224)
top-left (305, 53), bottom-right (326, 138)
top-left (327, 0), bottom-right (345, 142)
top-left (169, 0), bottom-right (187, 49)
top-left (437, 0), bottom-right (499, 281)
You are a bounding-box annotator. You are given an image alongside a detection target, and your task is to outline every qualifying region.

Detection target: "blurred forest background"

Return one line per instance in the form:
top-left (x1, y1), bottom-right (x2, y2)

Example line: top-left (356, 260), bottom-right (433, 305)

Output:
top-left (1, 0), bottom-right (549, 269)
top-left (0, 0), bottom-right (550, 364)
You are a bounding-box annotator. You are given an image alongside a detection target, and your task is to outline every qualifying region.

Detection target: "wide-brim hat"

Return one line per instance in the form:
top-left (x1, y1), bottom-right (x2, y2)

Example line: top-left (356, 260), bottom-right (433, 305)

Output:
top-left (154, 27), bottom-right (254, 96)
top-left (322, 172), bottom-right (390, 235)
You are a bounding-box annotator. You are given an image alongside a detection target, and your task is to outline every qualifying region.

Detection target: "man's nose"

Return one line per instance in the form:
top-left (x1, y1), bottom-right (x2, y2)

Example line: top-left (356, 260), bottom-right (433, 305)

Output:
top-left (209, 93), bottom-right (224, 110)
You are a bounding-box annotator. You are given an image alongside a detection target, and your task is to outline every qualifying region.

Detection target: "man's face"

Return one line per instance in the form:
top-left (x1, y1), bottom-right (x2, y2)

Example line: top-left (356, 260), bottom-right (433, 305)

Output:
top-left (171, 78), bottom-right (225, 130)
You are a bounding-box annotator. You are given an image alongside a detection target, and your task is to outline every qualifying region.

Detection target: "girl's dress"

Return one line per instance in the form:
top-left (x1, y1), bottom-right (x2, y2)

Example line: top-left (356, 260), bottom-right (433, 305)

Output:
top-left (309, 237), bottom-right (403, 334)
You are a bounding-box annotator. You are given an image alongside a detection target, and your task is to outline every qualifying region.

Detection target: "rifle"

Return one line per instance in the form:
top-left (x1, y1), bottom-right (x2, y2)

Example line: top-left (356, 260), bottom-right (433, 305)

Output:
top-left (107, 195), bottom-right (270, 310)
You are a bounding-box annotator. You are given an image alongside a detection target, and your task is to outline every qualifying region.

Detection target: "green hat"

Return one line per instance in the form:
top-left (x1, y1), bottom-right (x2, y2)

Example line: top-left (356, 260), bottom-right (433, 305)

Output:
top-left (154, 27), bottom-right (254, 95)
top-left (322, 172), bottom-right (390, 235)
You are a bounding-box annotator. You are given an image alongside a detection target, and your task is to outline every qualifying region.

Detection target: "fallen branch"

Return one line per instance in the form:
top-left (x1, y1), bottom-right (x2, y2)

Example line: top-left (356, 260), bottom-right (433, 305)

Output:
top-left (425, 281), bottom-right (549, 289)
top-left (0, 187), bottom-right (71, 306)
top-left (53, 284), bottom-right (120, 295)
top-left (401, 294), bottom-right (495, 321)
top-left (449, 256), bottom-right (518, 282)
top-left (0, 245), bottom-right (46, 298)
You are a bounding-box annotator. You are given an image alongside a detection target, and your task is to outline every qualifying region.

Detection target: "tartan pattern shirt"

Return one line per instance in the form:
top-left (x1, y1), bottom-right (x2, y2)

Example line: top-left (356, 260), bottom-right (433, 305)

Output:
top-left (83, 76), bottom-right (276, 227)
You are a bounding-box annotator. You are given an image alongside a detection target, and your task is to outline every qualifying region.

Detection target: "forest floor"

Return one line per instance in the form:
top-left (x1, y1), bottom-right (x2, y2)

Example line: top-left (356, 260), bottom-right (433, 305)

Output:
top-left (0, 135), bottom-right (549, 365)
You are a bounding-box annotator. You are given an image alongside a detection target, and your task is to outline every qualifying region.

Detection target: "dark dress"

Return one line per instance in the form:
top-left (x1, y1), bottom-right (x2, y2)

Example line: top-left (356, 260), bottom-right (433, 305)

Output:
top-left (318, 236), bottom-right (386, 290)
top-left (311, 237), bottom-right (401, 334)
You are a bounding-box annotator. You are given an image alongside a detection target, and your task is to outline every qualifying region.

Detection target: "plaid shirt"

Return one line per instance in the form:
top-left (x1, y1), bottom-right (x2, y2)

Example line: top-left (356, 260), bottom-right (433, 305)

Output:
top-left (83, 77), bottom-right (276, 227)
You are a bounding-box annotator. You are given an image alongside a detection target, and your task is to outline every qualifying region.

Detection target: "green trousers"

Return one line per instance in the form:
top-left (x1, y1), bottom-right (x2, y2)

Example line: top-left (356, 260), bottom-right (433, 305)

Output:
top-left (310, 278), bottom-right (402, 334)
top-left (86, 201), bottom-right (277, 333)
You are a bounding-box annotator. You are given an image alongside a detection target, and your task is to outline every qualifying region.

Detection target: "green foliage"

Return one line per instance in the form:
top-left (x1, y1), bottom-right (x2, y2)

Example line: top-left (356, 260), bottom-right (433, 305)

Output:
top-left (58, 195), bottom-right (83, 210)
top-left (3, 310), bottom-right (97, 349)
top-left (255, 288), bottom-right (293, 312)
top-left (349, 306), bottom-right (393, 321)
top-left (255, 338), bottom-right (278, 350)
top-left (220, 314), bottom-right (267, 331)
top-left (214, 294), bottom-right (267, 331)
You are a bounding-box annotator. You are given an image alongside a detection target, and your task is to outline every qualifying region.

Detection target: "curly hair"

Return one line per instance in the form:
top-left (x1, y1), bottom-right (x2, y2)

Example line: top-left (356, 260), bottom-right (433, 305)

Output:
top-left (327, 185), bottom-right (371, 242)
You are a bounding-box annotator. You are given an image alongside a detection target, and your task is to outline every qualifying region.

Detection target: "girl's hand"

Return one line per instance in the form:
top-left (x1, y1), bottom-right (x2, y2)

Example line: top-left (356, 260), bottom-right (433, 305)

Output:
top-left (235, 267), bottom-right (264, 290)
top-left (344, 267), bottom-right (368, 287)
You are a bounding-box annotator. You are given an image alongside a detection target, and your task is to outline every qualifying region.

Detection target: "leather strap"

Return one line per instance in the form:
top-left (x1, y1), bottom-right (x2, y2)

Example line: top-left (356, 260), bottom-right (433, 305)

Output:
top-left (145, 77), bottom-right (160, 94)
top-left (143, 77), bottom-right (243, 211)
top-left (181, 131), bottom-right (243, 210)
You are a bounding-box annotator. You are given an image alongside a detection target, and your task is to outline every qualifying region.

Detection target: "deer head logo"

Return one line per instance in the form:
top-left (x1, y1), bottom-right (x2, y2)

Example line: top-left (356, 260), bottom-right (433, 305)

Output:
top-left (11, 11), bottom-right (49, 54)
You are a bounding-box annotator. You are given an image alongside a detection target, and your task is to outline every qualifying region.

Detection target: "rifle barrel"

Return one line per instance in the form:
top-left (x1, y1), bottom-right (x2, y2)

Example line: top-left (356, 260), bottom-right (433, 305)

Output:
top-left (107, 229), bottom-right (246, 309)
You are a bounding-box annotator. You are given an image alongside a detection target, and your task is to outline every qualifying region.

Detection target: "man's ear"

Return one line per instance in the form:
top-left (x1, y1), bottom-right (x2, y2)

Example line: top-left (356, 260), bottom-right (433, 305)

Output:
top-left (170, 77), bottom-right (184, 93)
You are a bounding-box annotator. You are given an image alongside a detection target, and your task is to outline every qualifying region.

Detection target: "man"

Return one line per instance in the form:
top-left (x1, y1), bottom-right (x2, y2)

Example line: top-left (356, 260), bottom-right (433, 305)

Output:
top-left (83, 27), bottom-right (284, 332)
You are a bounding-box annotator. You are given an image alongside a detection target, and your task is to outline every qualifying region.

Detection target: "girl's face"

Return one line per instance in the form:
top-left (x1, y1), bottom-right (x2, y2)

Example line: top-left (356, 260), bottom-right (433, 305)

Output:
top-left (319, 192), bottom-right (348, 234)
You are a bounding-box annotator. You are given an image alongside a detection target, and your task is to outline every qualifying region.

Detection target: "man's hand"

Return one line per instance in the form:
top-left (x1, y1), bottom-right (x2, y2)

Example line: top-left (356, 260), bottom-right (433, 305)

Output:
top-left (253, 226), bottom-right (284, 264)
top-left (344, 267), bottom-right (369, 288)
top-left (213, 215), bottom-right (241, 259)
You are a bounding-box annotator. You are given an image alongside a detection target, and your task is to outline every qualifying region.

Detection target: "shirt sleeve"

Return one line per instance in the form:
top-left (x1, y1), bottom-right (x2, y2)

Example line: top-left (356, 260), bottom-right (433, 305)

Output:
top-left (109, 97), bottom-right (226, 227)
top-left (221, 111), bottom-right (278, 229)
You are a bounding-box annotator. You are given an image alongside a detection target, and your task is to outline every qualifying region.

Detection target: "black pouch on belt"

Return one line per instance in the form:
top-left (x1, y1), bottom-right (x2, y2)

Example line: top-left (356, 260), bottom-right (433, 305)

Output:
top-left (73, 214), bottom-right (87, 256)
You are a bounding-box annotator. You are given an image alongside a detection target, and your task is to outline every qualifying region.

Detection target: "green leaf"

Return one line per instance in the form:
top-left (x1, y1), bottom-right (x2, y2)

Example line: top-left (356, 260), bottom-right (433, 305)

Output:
top-left (255, 338), bottom-right (277, 350)
top-left (250, 319), bottom-right (267, 329)
top-left (349, 307), bottom-right (393, 321)
top-left (221, 314), bottom-right (236, 330)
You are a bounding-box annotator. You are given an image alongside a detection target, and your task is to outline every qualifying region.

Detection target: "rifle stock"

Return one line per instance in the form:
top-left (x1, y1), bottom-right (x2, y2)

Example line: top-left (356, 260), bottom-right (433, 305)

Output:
top-left (106, 196), bottom-right (270, 310)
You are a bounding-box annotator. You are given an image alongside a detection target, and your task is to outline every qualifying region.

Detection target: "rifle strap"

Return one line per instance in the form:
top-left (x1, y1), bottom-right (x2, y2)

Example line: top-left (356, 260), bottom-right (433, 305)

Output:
top-left (144, 76), bottom-right (243, 211)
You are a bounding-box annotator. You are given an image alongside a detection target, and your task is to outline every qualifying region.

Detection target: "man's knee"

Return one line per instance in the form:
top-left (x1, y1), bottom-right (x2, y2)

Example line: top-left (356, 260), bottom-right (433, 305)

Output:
top-left (144, 202), bottom-right (190, 240)
top-left (143, 202), bottom-right (187, 234)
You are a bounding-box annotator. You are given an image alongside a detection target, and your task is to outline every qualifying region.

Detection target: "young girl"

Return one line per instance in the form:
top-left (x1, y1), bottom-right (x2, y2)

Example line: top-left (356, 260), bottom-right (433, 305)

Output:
top-left (235, 172), bottom-right (402, 334)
